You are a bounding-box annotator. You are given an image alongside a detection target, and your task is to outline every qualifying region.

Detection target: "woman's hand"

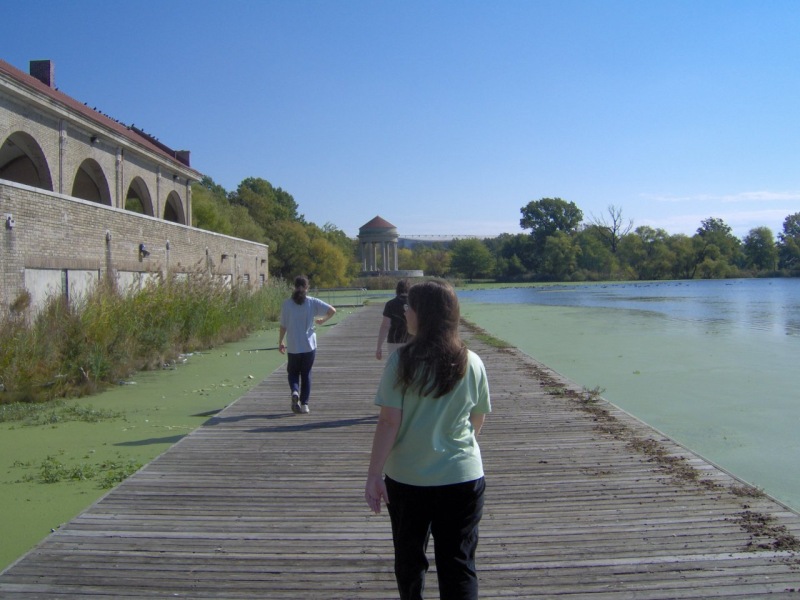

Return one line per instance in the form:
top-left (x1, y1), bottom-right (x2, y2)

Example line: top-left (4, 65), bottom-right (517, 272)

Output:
top-left (365, 473), bottom-right (389, 514)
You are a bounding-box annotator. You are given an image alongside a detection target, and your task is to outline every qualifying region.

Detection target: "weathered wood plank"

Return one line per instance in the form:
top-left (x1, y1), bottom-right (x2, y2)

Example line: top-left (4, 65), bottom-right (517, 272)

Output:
top-left (1, 304), bottom-right (799, 598)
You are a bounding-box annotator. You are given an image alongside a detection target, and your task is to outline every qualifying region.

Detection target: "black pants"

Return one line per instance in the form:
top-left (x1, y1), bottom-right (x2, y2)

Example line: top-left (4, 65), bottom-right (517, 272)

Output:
top-left (286, 350), bottom-right (315, 404)
top-left (385, 476), bottom-right (485, 600)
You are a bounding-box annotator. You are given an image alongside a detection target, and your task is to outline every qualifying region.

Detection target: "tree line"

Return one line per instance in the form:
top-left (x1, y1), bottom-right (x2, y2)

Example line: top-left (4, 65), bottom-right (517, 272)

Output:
top-left (192, 179), bottom-right (800, 284)
top-left (191, 176), bottom-right (359, 287)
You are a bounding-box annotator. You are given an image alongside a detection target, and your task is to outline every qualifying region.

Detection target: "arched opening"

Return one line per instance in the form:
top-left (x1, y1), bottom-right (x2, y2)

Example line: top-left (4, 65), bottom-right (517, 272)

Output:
top-left (71, 159), bottom-right (112, 205)
top-left (124, 176), bottom-right (154, 216)
top-left (0, 131), bottom-right (54, 190)
top-left (163, 191), bottom-right (185, 224)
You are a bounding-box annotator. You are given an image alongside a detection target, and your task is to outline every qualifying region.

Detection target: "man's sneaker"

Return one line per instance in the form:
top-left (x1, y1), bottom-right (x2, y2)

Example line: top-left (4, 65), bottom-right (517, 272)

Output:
top-left (291, 392), bottom-right (301, 414)
top-left (299, 403), bottom-right (310, 414)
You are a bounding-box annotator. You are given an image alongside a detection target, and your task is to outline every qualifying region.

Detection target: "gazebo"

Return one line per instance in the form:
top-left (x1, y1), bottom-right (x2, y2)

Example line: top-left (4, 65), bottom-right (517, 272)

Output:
top-left (357, 216), bottom-right (423, 277)
top-left (358, 216), bottom-right (398, 273)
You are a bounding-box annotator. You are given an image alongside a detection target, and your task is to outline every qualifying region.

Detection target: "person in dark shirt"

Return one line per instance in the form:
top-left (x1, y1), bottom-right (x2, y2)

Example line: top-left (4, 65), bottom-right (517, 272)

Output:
top-left (376, 279), bottom-right (410, 360)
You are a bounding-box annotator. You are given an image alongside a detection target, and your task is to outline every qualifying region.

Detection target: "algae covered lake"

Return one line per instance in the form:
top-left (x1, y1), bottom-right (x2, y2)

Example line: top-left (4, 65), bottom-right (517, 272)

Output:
top-left (459, 278), bottom-right (800, 513)
top-left (0, 310), bottom-right (354, 571)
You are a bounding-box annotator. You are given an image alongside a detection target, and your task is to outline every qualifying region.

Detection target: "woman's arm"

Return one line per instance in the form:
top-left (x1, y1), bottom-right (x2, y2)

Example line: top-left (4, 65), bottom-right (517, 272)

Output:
top-left (470, 412), bottom-right (486, 435)
top-left (316, 306), bottom-right (336, 325)
top-left (375, 316), bottom-right (391, 359)
top-left (278, 326), bottom-right (287, 354)
top-left (365, 406), bottom-right (402, 514)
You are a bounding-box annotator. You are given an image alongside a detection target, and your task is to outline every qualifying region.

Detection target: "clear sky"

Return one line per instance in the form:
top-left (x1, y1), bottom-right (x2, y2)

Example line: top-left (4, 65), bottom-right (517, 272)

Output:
top-left (4, 0), bottom-right (800, 239)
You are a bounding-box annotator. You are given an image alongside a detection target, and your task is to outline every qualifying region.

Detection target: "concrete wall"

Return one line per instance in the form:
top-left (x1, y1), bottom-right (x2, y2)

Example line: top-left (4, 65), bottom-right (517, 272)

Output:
top-left (1, 179), bottom-right (268, 316)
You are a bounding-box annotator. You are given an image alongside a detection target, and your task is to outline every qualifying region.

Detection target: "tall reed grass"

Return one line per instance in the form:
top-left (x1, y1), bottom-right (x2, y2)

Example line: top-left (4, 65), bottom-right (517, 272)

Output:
top-left (0, 273), bottom-right (290, 404)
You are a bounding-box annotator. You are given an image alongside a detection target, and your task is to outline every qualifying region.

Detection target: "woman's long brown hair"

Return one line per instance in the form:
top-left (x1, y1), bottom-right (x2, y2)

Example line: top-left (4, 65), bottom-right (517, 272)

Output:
top-left (395, 279), bottom-right (467, 398)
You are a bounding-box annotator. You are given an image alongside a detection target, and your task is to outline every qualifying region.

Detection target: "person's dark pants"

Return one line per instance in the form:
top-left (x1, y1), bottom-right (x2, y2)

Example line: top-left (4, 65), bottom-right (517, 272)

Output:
top-left (385, 476), bottom-right (485, 600)
top-left (286, 350), bottom-right (316, 405)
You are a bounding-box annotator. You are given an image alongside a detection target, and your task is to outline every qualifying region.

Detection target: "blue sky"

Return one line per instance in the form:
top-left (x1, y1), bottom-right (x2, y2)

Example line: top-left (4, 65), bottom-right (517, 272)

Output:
top-left (5, 0), bottom-right (800, 239)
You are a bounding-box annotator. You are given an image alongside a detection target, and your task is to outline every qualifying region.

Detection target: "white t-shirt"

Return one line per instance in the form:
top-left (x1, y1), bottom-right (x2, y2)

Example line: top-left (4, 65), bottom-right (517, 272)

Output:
top-left (279, 296), bottom-right (333, 353)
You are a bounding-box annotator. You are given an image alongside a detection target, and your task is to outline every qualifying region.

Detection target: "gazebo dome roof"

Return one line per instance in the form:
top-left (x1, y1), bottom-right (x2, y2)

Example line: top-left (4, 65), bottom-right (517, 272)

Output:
top-left (359, 215), bottom-right (397, 234)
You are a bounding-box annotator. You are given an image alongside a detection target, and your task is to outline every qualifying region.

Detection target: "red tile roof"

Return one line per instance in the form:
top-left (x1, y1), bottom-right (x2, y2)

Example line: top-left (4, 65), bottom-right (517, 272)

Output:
top-left (360, 215), bottom-right (396, 230)
top-left (0, 59), bottom-right (200, 177)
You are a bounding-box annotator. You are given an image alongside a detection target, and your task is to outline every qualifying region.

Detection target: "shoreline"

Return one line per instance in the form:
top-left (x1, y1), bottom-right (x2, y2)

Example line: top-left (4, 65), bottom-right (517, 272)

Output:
top-left (459, 299), bottom-right (800, 513)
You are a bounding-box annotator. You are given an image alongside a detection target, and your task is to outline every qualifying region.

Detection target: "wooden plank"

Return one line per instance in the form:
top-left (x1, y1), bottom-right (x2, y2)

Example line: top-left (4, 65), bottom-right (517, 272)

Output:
top-left (1, 304), bottom-right (799, 599)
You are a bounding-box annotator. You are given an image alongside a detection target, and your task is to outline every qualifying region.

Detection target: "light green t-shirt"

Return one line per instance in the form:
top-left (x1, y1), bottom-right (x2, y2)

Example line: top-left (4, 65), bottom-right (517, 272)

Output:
top-left (375, 349), bottom-right (491, 486)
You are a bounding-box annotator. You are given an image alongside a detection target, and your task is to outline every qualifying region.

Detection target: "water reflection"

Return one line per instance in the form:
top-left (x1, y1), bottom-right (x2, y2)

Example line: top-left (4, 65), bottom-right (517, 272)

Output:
top-left (458, 278), bottom-right (800, 337)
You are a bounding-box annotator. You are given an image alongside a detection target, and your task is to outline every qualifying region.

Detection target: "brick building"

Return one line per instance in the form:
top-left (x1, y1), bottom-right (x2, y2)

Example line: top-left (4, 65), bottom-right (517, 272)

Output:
top-left (0, 59), bottom-right (268, 315)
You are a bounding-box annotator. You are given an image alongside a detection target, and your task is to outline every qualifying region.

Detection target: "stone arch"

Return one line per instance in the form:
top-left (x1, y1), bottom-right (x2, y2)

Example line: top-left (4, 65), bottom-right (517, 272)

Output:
top-left (0, 130), bottom-right (54, 190)
top-left (163, 190), bottom-right (185, 224)
top-left (124, 176), bottom-right (154, 216)
top-left (71, 158), bottom-right (112, 205)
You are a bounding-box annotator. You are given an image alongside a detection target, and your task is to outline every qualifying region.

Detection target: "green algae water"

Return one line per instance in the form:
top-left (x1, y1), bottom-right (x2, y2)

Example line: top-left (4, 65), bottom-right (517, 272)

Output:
top-left (459, 278), bottom-right (800, 512)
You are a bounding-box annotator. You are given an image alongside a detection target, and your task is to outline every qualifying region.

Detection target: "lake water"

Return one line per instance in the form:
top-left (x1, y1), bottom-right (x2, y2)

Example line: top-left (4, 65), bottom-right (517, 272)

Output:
top-left (457, 278), bottom-right (800, 512)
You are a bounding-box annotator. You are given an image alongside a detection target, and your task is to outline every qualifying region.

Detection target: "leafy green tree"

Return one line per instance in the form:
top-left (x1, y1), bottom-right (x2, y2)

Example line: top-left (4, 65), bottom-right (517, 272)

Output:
top-left (520, 198), bottom-right (583, 272)
top-left (520, 197), bottom-right (583, 240)
top-left (450, 238), bottom-right (494, 281)
top-left (307, 237), bottom-right (348, 287)
top-left (268, 221), bottom-right (313, 279)
top-left (617, 226), bottom-right (675, 280)
top-left (191, 181), bottom-right (233, 235)
top-left (668, 234), bottom-right (697, 279)
top-left (694, 217), bottom-right (742, 273)
top-left (575, 226), bottom-right (616, 278)
top-left (541, 231), bottom-right (581, 280)
top-left (742, 227), bottom-right (778, 271)
top-left (231, 178), bottom-right (305, 250)
top-left (397, 248), bottom-right (415, 270)
top-left (412, 244), bottom-right (451, 277)
top-left (778, 212), bottom-right (800, 270)
top-left (228, 204), bottom-right (266, 243)
top-left (319, 222), bottom-right (360, 279)
top-left (487, 233), bottom-right (537, 274)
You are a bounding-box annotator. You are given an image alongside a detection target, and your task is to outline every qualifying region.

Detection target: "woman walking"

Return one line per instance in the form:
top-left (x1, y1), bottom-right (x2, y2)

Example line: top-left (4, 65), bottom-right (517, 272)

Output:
top-left (375, 278), bottom-right (411, 360)
top-left (365, 279), bottom-right (491, 600)
top-left (278, 275), bottom-right (336, 414)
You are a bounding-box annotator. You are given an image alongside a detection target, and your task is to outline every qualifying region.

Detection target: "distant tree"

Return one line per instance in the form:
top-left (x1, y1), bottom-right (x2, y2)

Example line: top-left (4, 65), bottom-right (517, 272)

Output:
top-left (520, 197), bottom-right (583, 239)
top-left (742, 227), bottom-right (778, 271)
top-left (617, 226), bottom-right (674, 280)
top-left (191, 181), bottom-right (233, 235)
top-left (232, 178), bottom-right (304, 240)
top-left (692, 217), bottom-right (742, 277)
top-left (575, 226), bottom-right (616, 278)
top-left (668, 234), bottom-right (697, 279)
top-left (487, 233), bottom-right (537, 273)
top-left (307, 236), bottom-right (349, 287)
top-left (520, 198), bottom-right (583, 272)
top-left (450, 238), bottom-right (494, 281)
top-left (778, 212), bottom-right (800, 270)
top-left (413, 244), bottom-right (451, 277)
top-left (541, 231), bottom-right (581, 280)
top-left (397, 248), bottom-right (415, 270)
top-left (319, 222), bottom-right (360, 279)
top-left (268, 220), bottom-right (312, 278)
top-left (589, 204), bottom-right (633, 253)
top-left (227, 204), bottom-right (266, 243)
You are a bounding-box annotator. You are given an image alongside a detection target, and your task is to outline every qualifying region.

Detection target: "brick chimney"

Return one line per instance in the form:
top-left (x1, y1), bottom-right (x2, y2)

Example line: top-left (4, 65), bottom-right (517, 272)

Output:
top-left (29, 60), bottom-right (55, 88)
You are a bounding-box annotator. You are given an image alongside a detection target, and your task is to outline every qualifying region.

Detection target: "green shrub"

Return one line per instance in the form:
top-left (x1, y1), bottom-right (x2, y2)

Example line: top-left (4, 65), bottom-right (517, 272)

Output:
top-left (0, 274), bottom-right (290, 405)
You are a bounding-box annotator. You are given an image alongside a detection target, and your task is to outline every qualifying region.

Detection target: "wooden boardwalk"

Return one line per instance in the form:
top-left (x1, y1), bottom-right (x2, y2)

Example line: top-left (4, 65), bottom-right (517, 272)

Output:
top-left (1, 304), bottom-right (799, 599)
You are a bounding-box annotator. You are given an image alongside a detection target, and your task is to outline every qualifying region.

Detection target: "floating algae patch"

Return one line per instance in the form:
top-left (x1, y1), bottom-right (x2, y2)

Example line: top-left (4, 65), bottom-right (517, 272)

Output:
top-left (460, 301), bottom-right (800, 513)
top-left (0, 325), bottom-right (290, 571)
